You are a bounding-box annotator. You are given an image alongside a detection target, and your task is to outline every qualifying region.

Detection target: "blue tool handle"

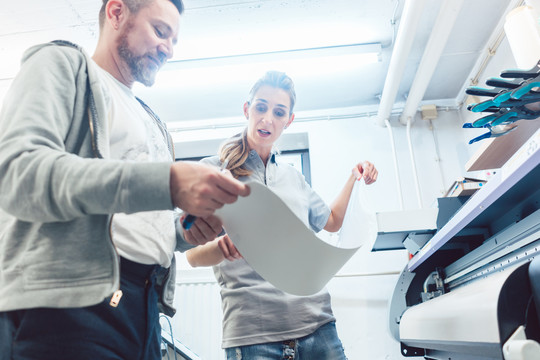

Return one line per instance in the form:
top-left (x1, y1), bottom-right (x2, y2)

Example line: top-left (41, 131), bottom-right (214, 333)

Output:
top-left (471, 100), bottom-right (496, 113)
top-left (492, 91), bottom-right (511, 105)
top-left (500, 61), bottom-right (540, 79)
top-left (511, 81), bottom-right (540, 99)
top-left (472, 114), bottom-right (496, 127)
top-left (491, 111), bottom-right (516, 126)
top-left (485, 77), bottom-right (522, 89)
top-left (465, 86), bottom-right (501, 97)
top-left (469, 131), bottom-right (492, 144)
top-left (182, 214), bottom-right (197, 230)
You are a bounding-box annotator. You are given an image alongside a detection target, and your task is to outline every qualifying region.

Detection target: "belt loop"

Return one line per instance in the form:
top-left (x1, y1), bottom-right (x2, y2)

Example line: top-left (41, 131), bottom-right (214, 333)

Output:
top-left (283, 339), bottom-right (296, 359)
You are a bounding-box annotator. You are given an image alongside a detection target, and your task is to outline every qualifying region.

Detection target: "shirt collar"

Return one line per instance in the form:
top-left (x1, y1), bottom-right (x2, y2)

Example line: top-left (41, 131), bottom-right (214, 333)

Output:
top-left (248, 149), bottom-right (278, 165)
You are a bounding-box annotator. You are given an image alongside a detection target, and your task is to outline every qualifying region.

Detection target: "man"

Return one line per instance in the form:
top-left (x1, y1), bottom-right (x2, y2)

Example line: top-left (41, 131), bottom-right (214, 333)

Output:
top-left (0, 0), bottom-right (249, 359)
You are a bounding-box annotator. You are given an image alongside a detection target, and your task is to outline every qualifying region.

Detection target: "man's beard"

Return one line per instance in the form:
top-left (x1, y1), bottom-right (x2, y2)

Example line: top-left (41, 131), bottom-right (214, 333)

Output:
top-left (117, 24), bottom-right (162, 86)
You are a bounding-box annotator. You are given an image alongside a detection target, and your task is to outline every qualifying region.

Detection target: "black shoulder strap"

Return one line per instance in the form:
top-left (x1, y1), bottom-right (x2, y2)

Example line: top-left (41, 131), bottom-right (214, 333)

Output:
top-left (136, 97), bottom-right (175, 159)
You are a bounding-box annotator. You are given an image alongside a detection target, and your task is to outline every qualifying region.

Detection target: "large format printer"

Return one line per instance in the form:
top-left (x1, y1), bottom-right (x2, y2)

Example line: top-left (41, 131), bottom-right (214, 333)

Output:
top-left (380, 129), bottom-right (540, 360)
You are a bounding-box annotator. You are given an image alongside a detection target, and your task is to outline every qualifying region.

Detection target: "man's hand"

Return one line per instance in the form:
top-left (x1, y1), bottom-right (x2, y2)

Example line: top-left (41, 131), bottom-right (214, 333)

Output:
top-left (170, 161), bottom-right (250, 217)
top-left (182, 215), bottom-right (224, 246)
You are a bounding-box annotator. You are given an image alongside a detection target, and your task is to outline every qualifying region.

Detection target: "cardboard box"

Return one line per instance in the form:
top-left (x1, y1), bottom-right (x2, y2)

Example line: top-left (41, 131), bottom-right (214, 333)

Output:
top-left (445, 177), bottom-right (486, 197)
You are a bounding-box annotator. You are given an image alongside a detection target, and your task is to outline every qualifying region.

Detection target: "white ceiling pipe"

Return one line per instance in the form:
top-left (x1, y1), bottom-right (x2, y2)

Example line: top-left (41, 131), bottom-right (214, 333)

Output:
top-left (376, 0), bottom-right (428, 126)
top-left (406, 118), bottom-right (423, 208)
top-left (399, 0), bottom-right (465, 125)
top-left (377, 0), bottom-right (426, 211)
top-left (385, 119), bottom-right (405, 210)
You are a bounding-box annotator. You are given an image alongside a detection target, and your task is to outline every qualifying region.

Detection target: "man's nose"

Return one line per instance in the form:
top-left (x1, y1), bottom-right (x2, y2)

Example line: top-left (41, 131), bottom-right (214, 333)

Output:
top-left (158, 40), bottom-right (174, 61)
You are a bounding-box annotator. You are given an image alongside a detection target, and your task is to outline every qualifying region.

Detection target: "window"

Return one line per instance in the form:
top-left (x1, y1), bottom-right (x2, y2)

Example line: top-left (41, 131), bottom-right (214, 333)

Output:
top-left (174, 132), bottom-right (311, 184)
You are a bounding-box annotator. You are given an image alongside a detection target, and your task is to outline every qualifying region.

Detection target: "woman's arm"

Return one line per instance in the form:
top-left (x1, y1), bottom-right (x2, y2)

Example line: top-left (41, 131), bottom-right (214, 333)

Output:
top-left (324, 161), bottom-right (378, 232)
top-left (186, 234), bottom-right (242, 267)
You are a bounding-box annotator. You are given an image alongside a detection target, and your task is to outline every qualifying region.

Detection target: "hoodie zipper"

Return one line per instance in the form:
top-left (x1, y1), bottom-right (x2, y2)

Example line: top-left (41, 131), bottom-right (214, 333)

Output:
top-left (87, 99), bottom-right (121, 302)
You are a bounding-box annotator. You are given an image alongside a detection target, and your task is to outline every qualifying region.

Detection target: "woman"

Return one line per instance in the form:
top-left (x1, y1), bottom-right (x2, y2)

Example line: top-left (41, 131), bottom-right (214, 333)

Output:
top-left (185, 70), bottom-right (378, 359)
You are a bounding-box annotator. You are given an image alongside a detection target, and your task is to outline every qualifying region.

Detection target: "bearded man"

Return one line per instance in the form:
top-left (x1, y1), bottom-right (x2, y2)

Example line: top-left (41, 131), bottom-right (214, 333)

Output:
top-left (0, 1), bottom-right (250, 359)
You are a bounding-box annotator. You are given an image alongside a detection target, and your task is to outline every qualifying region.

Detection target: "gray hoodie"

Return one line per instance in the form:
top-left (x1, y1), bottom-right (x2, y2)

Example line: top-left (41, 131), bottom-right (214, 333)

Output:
top-left (0, 41), bottom-right (190, 316)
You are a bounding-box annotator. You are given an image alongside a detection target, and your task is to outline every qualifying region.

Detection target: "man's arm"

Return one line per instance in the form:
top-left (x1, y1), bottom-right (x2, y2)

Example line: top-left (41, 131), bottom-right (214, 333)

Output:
top-left (169, 161), bottom-right (250, 217)
top-left (0, 45), bottom-right (249, 224)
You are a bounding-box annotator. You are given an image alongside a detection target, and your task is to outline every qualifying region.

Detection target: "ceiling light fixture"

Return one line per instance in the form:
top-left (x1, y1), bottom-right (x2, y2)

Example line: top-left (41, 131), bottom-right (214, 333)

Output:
top-left (151, 43), bottom-right (382, 89)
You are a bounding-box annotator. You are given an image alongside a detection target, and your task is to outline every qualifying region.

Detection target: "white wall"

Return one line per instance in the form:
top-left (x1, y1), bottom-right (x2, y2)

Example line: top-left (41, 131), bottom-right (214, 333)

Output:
top-left (295, 110), bottom-right (474, 212)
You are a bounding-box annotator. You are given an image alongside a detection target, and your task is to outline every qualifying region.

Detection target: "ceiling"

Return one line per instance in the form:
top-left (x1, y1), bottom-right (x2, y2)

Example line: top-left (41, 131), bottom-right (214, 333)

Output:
top-left (0, 0), bottom-right (517, 127)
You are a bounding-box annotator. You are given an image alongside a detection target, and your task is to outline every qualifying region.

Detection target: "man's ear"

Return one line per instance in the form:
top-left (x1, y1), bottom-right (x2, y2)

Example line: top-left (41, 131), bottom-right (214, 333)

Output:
top-left (106, 0), bottom-right (126, 30)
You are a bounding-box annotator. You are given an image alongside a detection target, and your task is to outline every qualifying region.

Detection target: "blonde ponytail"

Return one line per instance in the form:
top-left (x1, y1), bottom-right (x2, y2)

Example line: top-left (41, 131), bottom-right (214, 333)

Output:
top-left (219, 129), bottom-right (252, 179)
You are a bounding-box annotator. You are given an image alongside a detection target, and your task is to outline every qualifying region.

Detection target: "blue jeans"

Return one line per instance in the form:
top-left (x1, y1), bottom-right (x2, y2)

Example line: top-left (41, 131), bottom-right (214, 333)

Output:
top-left (0, 257), bottom-right (166, 360)
top-left (225, 321), bottom-right (347, 360)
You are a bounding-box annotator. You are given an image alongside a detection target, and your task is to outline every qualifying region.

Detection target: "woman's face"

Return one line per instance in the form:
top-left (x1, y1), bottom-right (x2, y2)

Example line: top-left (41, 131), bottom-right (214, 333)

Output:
top-left (245, 85), bottom-right (294, 157)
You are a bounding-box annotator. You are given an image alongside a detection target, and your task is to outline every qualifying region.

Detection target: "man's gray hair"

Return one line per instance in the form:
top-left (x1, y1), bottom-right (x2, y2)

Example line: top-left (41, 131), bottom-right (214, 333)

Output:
top-left (98, 0), bottom-right (184, 28)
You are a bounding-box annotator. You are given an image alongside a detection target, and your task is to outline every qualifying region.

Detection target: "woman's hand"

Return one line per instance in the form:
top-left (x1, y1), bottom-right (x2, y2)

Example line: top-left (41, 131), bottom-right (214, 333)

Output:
top-left (185, 231), bottom-right (242, 267)
top-left (352, 161), bottom-right (378, 185)
top-left (216, 235), bottom-right (242, 261)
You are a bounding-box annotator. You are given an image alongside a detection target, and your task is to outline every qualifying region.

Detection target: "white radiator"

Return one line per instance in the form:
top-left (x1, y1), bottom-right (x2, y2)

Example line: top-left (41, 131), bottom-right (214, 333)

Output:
top-left (164, 267), bottom-right (224, 360)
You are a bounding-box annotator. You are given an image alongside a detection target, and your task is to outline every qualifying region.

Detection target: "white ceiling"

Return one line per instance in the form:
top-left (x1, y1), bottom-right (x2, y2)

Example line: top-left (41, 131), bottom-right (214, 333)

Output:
top-left (0, 0), bottom-right (517, 126)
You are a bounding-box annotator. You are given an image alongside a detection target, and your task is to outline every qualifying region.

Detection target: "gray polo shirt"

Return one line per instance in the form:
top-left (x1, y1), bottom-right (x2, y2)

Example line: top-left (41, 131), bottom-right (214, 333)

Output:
top-left (202, 150), bottom-right (335, 348)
